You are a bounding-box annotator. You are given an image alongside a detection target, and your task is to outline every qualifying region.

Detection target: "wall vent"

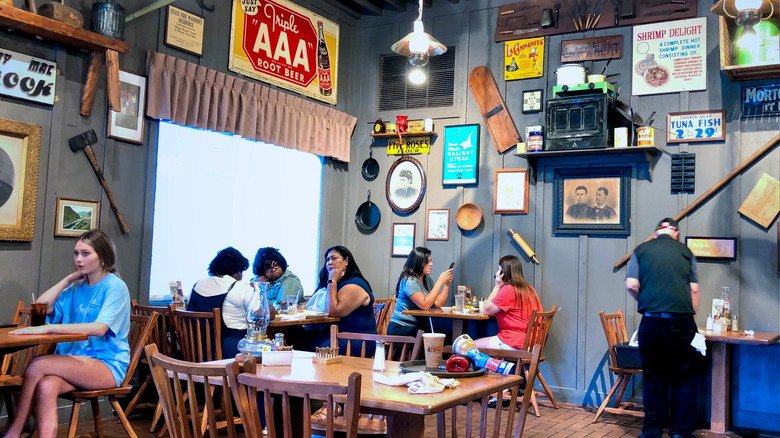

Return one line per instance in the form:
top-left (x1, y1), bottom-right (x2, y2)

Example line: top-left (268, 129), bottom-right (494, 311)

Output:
top-left (378, 46), bottom-right (455, 111)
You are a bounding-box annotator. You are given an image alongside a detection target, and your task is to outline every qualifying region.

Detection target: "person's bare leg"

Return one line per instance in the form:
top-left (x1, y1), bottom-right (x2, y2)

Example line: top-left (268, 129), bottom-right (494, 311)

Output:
top-left (2, 355), bottom-right (115, 438)
top-left (475, 335), bottom-right (502, 349)
top-left (34, 375), bottom-right (76, 438)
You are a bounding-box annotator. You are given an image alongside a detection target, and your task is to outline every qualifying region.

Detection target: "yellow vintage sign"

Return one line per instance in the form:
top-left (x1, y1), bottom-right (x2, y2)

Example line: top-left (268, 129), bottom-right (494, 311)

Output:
top-left (504, 37), bottom-right (544, 81)
top-left (387, 136), bottom-right (431, 155)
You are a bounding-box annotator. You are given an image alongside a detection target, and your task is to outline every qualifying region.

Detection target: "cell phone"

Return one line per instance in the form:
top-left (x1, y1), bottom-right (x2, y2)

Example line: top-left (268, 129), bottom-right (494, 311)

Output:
top-left (449, 262), bottom-right (455, 270)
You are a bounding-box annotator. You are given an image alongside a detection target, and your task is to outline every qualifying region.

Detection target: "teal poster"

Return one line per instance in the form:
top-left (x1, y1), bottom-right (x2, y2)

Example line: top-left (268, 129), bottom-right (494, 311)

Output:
top-left (442, 124), bottom-right (479, 185)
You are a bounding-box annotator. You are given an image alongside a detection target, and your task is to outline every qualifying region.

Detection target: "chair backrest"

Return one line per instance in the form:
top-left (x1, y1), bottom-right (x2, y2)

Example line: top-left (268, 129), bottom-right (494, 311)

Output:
top-left (146, 344), bottom-right (238, 438)
top-left (372, 298), bottom-right (395, 335)
top-left (522, 305), bottom-right (558, 353)
top-left (438, 344), bottom-right (542, 438)
top-left (329, 325), bottom-right (422, 361)
top-left (132, 300), bottom-right (176, 357)
top-left (172, 307), bottom-right (222, 362)
top-left (227, 358), bottom-right (362, 438)
top-left (599, 309), bottom-right (629, 371)
top-left (121, 312), bottom-right (160, 388)
top-left (1, 301), bottom-right (35, 377)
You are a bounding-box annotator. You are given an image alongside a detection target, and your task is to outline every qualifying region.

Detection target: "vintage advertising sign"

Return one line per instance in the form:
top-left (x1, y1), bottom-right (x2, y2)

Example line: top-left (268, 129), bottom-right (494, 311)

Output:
top-left (632, 17), bottom-right (706, 96)
top-left (0, 48), bottom-right (56, 105)
top-left (741, 84), bottom-right (780, 118)
top-left (442, 124), bottom-right (479, 185)
top-left (504, 37), bottom-right (544, 81)
top-left (666, 110), bottom-right (725, 144)
top-left (387, 136), bottom-right (431, 155)
top-left (560, 36), bottom-right (623, 63)
top-left (165, 6), bottom-right (205, 56)
top-left (229, 0), bottom-right (339, 105)
top-left (685, 237), bottom-right (736, 260)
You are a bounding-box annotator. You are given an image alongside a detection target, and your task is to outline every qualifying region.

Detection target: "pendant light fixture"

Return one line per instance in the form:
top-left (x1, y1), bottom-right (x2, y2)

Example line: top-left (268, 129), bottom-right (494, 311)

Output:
top-left (391, 0), bottom-right (447, 83)
top-left (720, 0), bottom-right (775, 48)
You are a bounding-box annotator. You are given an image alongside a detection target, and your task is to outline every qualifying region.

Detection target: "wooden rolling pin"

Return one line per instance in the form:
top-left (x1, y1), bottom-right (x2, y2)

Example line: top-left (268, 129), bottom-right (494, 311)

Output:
top-left (509, 228), bottom-right (539, 264)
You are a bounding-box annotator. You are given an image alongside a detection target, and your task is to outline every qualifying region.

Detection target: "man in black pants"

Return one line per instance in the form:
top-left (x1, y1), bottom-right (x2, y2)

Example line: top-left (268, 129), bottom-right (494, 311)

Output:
top-left (625, 217), bottom-right (701, 438)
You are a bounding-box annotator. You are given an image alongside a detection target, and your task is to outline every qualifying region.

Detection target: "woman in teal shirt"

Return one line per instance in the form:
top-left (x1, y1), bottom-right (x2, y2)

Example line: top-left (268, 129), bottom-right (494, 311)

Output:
top-left (5, 230), bottom-right (130, 438)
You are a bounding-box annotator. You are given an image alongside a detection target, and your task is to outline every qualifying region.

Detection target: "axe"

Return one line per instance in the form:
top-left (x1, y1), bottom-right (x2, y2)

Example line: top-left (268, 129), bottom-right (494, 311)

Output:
top-left (68, 130), bottom-right (130, 234)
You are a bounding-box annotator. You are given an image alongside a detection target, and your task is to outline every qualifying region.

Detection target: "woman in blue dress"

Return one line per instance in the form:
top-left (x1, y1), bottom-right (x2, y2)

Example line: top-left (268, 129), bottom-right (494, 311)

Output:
top-left (308, 245), bottom-right (377, 355)
top-left (4, 230), bottom-right (131, 438)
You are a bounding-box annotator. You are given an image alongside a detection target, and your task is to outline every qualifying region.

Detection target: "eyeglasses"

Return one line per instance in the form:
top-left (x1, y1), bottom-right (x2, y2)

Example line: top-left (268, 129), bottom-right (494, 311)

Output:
top-left (264, 261), bottom-right (281, 271)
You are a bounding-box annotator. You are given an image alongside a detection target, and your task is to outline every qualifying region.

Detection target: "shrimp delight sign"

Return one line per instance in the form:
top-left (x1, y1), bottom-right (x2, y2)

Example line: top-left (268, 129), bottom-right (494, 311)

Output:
top-left (229, 0), bottom-right (339, 105)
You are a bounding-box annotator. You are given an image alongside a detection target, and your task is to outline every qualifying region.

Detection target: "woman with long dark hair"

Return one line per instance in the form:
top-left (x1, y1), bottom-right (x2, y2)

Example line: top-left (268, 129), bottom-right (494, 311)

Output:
top-left (475, 255), bottom-right (542, 349)
top-left (306, 245), bottom-right (377, 354)
top-left (387, 247), bottom-right (453, 337)
top-left (4, 230), bottom-right (131, 438)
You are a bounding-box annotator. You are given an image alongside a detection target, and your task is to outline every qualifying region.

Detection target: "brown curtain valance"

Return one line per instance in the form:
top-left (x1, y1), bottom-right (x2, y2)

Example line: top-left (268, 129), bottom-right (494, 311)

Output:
top-left (145, 51), bottom-right (356, 163)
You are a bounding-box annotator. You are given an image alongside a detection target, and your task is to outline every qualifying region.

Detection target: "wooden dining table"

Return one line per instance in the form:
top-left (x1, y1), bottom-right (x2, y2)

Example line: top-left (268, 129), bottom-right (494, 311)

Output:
top-left (700, 329), bottom-right (780, 436)
top-left (402, 308), bottom-right (491, 338)
top-left (0, 326), bottom-right (88, 357)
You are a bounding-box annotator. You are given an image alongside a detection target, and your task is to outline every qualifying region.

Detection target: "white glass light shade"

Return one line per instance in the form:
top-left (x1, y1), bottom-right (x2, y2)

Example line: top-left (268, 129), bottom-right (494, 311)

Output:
top-left (734, 0), bottom-right (763, 11)
top-left (408, 21), bottom-right (428, 54)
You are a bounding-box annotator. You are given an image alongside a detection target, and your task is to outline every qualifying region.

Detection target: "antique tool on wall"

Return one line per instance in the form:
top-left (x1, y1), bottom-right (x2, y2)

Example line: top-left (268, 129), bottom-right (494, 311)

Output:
top-left (468, 66), bottom-right (521, 153)
top-left (614, 131), bottom-right (780, 269)
top-left (68, 130), bottom-right (130, 234)
top-left (509, 228), bottom-right (540, 264)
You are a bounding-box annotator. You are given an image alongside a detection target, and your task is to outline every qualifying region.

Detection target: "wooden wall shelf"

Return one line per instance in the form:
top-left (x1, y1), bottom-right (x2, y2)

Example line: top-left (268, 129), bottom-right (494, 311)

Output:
top-left (370, 131), bottom-right (436, 138)
top-left (517, 146), bottom-right (663, 178)
top-left (0, 5), bottom-right (130, 116)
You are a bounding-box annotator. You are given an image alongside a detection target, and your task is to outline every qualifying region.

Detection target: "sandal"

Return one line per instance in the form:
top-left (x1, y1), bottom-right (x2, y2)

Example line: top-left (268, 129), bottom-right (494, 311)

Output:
top-left (310, 403), bottom-right (343, 422)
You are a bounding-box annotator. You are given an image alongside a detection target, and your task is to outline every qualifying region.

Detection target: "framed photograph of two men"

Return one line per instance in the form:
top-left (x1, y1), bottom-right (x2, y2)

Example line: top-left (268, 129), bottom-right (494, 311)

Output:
top-left (553, 167), bottom-right (631, 235)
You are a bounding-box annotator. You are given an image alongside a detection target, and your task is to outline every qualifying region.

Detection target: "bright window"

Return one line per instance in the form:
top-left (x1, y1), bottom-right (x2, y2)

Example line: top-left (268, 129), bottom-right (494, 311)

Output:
top-left (149, 122), bottom-right (322, 302)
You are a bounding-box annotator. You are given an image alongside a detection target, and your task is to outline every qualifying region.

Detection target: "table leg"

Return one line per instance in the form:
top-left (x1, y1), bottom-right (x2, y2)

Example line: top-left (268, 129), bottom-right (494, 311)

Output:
top-left (386, 412), bottom-right (425, 438)
top-left (452, 320), bottom-right (464, 339)
top-left (710, 341), bottom-right (729, 434)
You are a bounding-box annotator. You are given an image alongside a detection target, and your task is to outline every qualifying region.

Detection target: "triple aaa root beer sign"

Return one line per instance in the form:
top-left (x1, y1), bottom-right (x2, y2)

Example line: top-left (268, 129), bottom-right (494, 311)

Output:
top-left (229, 0), bottom-right (339, 105)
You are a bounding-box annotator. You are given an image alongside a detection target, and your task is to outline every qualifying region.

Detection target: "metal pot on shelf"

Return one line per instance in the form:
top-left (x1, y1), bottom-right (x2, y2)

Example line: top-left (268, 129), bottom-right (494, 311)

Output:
top-left (555, 64), bottom-right (587, 86)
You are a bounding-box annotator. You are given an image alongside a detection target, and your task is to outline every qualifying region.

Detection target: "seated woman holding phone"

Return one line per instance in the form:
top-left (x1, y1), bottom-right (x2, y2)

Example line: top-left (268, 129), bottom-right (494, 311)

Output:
top-left (387, 247), bottom-right (454, 337)
top-left (475, 255), bottom-right (541, 350)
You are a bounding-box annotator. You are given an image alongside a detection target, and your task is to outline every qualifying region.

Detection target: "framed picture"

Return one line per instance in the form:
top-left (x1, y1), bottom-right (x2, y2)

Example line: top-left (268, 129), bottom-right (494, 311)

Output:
top-left (667, 110), bottom-right (726, 143)
top-left (108, 70), bottom-right (147, 144)
top-left (386, 156), bottom-right (426, 213)
top-left (442, 124), bottom-right (479, 185)
top-left (522, 89), bottom-right (543, 113)
top-left (391, 223), bottom-right (416, 257)
top-left (426, 209), bottom-right (450, 241)
top-left (0, 118), bottom-right (41, 242)
top-left (553, 167), bottom-right (631, 235)
top-left (164, 5), bottom-right (205, 56)
top-left (685, 237), bottom-right (737, 261)
top-left (54, 197), bottom-right (100, 237)
top-left (494, 169), bottom-right (529, 214)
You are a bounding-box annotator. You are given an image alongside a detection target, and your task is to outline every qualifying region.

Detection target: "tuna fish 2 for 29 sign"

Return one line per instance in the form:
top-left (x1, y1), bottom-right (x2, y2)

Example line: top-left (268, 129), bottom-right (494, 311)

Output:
top-left (229, 0), bottom-right (339, 105)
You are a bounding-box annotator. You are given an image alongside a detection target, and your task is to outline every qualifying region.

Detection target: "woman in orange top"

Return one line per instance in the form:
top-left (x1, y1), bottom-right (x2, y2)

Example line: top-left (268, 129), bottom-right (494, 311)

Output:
top-left (475, 255), bottom-right (542, 350)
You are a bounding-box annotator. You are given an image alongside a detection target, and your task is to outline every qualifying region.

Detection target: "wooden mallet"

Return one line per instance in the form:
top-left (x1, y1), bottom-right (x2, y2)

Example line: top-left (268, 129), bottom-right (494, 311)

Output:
top-left (68, 130), bottom-right (130, 234)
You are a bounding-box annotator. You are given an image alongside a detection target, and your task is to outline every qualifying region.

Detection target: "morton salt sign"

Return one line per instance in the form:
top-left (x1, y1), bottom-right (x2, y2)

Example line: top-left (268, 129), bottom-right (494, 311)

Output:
top-left (229, 0), bottom-right (339, 105)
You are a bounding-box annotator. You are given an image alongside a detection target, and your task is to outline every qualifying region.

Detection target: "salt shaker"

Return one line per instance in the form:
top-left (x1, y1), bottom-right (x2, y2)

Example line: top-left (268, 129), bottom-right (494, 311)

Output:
top-left (706, 313), bottom-right (713, 331)
top-left (731, 315), bottom-right (739, 332)
top-left (373, 340), bottom-right (386, 371)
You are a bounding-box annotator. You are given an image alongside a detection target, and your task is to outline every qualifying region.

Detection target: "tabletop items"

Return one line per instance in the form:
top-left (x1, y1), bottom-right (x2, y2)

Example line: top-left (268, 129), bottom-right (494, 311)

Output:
top-left (314, 346), bottom-right (341, 364)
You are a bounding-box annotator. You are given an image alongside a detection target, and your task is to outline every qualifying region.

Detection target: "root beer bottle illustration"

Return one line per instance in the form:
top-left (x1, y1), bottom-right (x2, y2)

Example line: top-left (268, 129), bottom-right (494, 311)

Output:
top-left (317, 21), bottom-right (332, 96)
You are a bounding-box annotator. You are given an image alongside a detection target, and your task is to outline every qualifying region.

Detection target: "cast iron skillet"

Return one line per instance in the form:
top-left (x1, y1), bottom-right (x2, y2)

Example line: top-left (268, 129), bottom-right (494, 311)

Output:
top-left (355, 190), bottom-right (381, 233)
top-left (361, 147), bottom-right (379, 181)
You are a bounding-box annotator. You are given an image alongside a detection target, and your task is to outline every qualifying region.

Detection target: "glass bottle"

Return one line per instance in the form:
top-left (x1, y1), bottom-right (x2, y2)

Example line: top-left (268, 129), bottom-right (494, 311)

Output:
top-left (317, 21), bottom-right (332, 96)
top-left (238, 282), bottom-right (273, 356)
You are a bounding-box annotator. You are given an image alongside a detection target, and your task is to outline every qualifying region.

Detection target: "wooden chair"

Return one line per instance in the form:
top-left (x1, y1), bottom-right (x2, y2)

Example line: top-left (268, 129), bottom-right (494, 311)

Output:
top-left (59, 312), bottom-right (158, 438)
top-left (145, 344), bottom-right (238, 438)
top-left (317, 325), bottom-right (422, 435)
top-left (227, 357), bottom-right (362, 438)
top-left (126, 301), bottom-right (176, 430)
top-left (172, 307), bottom-right (222, 362)
top-left (521, 306), bottom-right (559, 416)
top-left (436, 344), bottom-right (543, 438)
top-left (372, 298), bottom-right (395, 335)
top-left (592, 309), bottom-right (644, 423)
top-left (1, 301), bottom-right (38, 426)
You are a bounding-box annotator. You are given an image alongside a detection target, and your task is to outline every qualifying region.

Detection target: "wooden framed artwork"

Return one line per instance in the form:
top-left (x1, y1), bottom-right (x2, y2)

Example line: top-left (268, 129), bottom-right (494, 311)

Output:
top-left (667, 110), bottom-right (726, 143)
top-left (685, 237), bottom-right (737, 261)
top-left (426, 209), bottom-right (450, 241)
top-left (0, 118), bottom-right (41, 241)
top-left (164, 5), bottom-right (205, 56)
top-left (442, 124), bottom-right (479, 185)
top-left (391, 223), bottom-right (416, 257)
top-left (560, 35), bottom-right (623, 62)
top-left (522, 89), bottom-right (543, 113)
top-left (386, 156), bottom-right (426, 213)
top-left (108, 70), bottom-right (147, 144)
top-left (553, 167), bottom-right (631, 235)
top-left (494, 169), bottom-right (529, 214)
top-left (54, 197), bottom-right (99, 237)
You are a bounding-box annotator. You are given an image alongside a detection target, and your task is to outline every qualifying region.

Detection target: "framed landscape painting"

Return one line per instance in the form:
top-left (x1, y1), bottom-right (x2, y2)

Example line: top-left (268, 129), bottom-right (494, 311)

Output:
top-left (55, 197), bottom-right (99, 237)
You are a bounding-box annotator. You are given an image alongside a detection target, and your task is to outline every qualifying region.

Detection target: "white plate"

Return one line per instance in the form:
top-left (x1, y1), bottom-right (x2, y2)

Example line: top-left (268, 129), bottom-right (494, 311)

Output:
top-left (440, 306), bottom-right (453, 313)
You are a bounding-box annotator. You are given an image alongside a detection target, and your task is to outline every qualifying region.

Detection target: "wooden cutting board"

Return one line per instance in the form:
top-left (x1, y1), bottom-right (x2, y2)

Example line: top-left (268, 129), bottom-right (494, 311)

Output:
top-left (738, 173), bottom-right (780, 229)
top-left (468, 66), bottom-right (521, 153)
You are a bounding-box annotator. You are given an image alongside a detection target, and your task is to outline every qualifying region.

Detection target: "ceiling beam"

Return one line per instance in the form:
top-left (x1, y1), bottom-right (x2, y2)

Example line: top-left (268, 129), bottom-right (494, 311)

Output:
top-left (384, 0), bottom-right (407, 11)
top-left (350, 0), bottom-right (384, 15)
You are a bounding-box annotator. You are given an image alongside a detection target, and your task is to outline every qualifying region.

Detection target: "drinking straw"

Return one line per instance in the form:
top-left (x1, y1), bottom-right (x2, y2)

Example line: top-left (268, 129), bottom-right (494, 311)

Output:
top-left (429, 317), bottom-right (435, 333)
top-left (31, 292), bottom-right (35, 304)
